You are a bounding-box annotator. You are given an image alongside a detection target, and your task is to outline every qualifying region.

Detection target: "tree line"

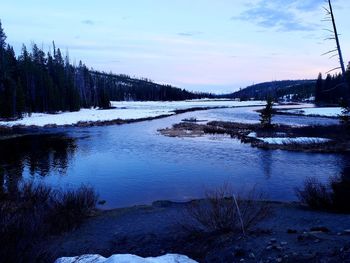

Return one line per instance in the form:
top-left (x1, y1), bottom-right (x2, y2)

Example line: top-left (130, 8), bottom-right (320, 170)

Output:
top-left (224, 80), bottom-right (316, 101)
top-left (315, 64), bottom-right (350, 105)
top-left (0, 21), bottom-right (210, 119)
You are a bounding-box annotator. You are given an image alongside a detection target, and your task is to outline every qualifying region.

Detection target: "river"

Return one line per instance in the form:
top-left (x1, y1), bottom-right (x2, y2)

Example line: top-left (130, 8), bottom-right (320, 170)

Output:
top-left (0, 106), bottom-right (347, 208)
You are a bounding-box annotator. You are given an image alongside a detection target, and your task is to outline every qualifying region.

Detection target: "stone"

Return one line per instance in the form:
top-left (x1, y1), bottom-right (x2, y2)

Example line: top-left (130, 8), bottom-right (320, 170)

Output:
top-left (310, 226), bottom-right (330, 233)
top-left (233, 246), bottom-right (246, 257)
top-left (344, 229), bottom-right (350, 235)
top-left (280, 242), bottom-right (288, 246)
top-left (287, 229), bottom-right (297, 234)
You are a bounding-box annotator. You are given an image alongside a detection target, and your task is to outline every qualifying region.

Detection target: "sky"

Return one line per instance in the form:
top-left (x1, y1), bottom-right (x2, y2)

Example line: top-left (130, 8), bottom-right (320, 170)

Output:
top-left (1, 0), bottom-right (350, 94)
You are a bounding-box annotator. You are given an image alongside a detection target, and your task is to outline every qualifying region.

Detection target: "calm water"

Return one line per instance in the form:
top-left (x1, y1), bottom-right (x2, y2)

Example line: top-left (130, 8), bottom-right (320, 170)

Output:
top-left (0, 106), bottom-right (347, 208)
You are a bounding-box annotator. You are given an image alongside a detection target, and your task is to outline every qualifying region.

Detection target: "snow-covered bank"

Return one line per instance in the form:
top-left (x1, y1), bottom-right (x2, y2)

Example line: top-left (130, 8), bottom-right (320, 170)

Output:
top-left (259, 137), bottom-right (331, 145)
top-left (247, 132), bottom-right (331, 145)
top-left (55, 254), bottom-right (198, 263)
top-left (0, 100), bottom-right (266, 128)
top-left (283, 107), bottom-right (342, 117)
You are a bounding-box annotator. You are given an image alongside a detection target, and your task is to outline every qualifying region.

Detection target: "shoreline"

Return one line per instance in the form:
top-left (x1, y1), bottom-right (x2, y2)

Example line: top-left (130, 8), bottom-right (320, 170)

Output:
top-left (159, 121), bottom-right (349, 153)
top-left (0, 105), bottom-right (245, 132)
top-left (45, 199), bottom-right (350, 263)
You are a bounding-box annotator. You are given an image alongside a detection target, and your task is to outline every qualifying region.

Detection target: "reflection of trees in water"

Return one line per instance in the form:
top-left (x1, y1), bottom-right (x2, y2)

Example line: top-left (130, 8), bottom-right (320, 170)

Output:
top-left (0, 134), bottom-right (77, 194)
top-left (261, 150), bottom-right (272, 179)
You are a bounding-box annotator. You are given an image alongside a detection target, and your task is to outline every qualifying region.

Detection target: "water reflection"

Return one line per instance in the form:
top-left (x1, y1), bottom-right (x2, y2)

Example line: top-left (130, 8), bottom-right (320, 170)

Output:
top-left (0, 134), bottom-right (76, 194)
top-left (261, 150), bottom-right (273, 178)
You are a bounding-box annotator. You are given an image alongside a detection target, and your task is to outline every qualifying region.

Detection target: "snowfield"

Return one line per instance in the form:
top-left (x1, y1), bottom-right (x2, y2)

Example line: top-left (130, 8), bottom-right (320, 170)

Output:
top-left (0, 100), bottom-right (265, 127)
top-left (283, 107), bottom-right (342, 117)
top-left (55, 254), bottom-right (198, 263)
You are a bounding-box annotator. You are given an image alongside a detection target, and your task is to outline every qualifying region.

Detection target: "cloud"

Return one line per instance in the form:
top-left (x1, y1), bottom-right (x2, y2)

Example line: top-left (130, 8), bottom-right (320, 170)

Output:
top-left (232, 0), bottom-right (323, 32)
top-left (177, 31), bottom-right (203, 37)
top-left (81, 19), bottom-right (95, 25)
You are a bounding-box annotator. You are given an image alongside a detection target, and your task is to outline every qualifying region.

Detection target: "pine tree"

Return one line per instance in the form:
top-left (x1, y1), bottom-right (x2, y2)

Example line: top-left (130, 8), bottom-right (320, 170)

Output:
top-left (315, 73), bottom-right (323, 104)
top-left (260, 98), bottom-right (274, 128)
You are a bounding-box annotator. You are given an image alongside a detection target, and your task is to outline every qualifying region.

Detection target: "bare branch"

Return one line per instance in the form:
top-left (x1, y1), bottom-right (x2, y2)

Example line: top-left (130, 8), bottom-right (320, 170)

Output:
top-left (329, 53), bottom-right (338, 59)
top-left (322, 28), bottom-right (334, 33)
top-left (323, 7), bottom-right (331, 14)
top-left (325, 66), bottom-right (341, 74)
top-left (321, 49), bottom-right (338, 56)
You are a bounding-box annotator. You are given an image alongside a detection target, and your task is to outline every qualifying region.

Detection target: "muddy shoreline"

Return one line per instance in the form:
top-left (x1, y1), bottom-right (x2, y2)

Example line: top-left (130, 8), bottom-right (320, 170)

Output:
top-left (44, 200), bottom-right (350, 263)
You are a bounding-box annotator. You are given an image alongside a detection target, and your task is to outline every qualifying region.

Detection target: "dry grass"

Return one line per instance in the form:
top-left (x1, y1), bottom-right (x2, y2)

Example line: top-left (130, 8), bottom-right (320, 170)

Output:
top-left (295, 177), bottom-right (332, 210)
top-left (296, 174), bottom-right (350, 213)
top-left (185, 184), bottom-right (270, 235)
top-left (0, 182), bottom-right (98, 263)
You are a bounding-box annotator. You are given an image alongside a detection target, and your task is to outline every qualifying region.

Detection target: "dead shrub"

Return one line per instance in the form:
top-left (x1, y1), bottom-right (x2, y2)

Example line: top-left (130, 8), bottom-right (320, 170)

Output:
top-left (185, 184), bottom-right (270, 235)
top-left (295, 177), bottom-right (332, 210)
top-left (0, 182), bottom-right (98, 263)
top-left (296, 173), bottom-right (350, 213)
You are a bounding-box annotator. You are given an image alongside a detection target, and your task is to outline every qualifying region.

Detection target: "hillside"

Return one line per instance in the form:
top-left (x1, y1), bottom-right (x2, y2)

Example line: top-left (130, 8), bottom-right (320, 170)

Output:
top-left (91, 72), bottom-right (213, 102)
top-left (223, 80), bottom-right (316, 101)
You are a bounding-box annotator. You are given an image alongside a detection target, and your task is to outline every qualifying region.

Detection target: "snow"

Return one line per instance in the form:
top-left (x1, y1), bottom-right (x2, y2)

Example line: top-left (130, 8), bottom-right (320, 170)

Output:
top-left (259, 137), bottom-right (331, 145)
top-left (284, 107), bottom-right (342, 117)
top-left (54, 254), bottom-right (198, 263)
top-left (247, 132), bottom-right (331, 144)
top-left (0, 100), bottom-right (266, 127)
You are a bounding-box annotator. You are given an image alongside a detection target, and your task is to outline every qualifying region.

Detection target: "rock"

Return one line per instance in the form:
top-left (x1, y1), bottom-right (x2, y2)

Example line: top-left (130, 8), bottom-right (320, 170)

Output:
top-left (287, 229), bottom-right (297, 234)
top-left (266, 246), bottom-right (273, 251)
top-left (297, 232), bottom-right (321, 242)
top-left (249, 253), bottom-right (255, 259)
top-left (55, 254), bottom-right (198, 263)
top-left (280, 242), bottom-right (288, 246)
top-left (344, 229), bottom-right (350, 235)
top-left (234, 246), bottom-right (246, 257)
top-left (310, 226), bottom-right (330, 233)
top-left (276, 258), bottom-right (283, 263)
top-left (270, 238), bottom-right (277, 243)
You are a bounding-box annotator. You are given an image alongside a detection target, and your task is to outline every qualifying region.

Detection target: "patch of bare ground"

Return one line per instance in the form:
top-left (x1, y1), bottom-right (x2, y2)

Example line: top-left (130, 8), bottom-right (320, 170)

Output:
top-left (43, 201), bottom-right (350, 263)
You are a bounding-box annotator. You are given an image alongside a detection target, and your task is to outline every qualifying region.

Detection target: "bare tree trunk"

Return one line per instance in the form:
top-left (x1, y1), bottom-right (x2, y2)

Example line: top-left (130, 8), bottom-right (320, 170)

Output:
top-left (328, 0), bottom-right (348, 87)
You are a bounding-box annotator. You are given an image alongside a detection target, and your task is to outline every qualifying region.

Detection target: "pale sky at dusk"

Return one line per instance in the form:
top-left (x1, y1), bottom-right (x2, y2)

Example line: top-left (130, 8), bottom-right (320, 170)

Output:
top-left (1, 0), bottom-right (350, 93)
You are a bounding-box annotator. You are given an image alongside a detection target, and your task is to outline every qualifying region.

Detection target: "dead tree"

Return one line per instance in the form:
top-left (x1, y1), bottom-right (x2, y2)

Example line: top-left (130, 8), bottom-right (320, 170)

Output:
top-left (323, 0), bottom-right (348, 89)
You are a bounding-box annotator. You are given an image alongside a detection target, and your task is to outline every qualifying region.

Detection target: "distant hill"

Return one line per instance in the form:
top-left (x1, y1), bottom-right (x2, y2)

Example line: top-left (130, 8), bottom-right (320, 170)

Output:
top-left (91, 72), bottom-right (213, 101)
top-left (222, 80), bottom-right (316, 101)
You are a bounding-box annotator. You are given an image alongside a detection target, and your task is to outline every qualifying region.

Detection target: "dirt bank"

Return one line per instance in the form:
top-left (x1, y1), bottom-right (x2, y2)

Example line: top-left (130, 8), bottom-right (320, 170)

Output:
top-left (43, 201), bottom-right (350, 263)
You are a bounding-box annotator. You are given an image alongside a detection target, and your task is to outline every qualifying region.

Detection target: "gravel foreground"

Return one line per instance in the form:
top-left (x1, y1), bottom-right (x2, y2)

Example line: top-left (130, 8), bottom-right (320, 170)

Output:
top-left (44, 201), bottom-right (350, 263)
